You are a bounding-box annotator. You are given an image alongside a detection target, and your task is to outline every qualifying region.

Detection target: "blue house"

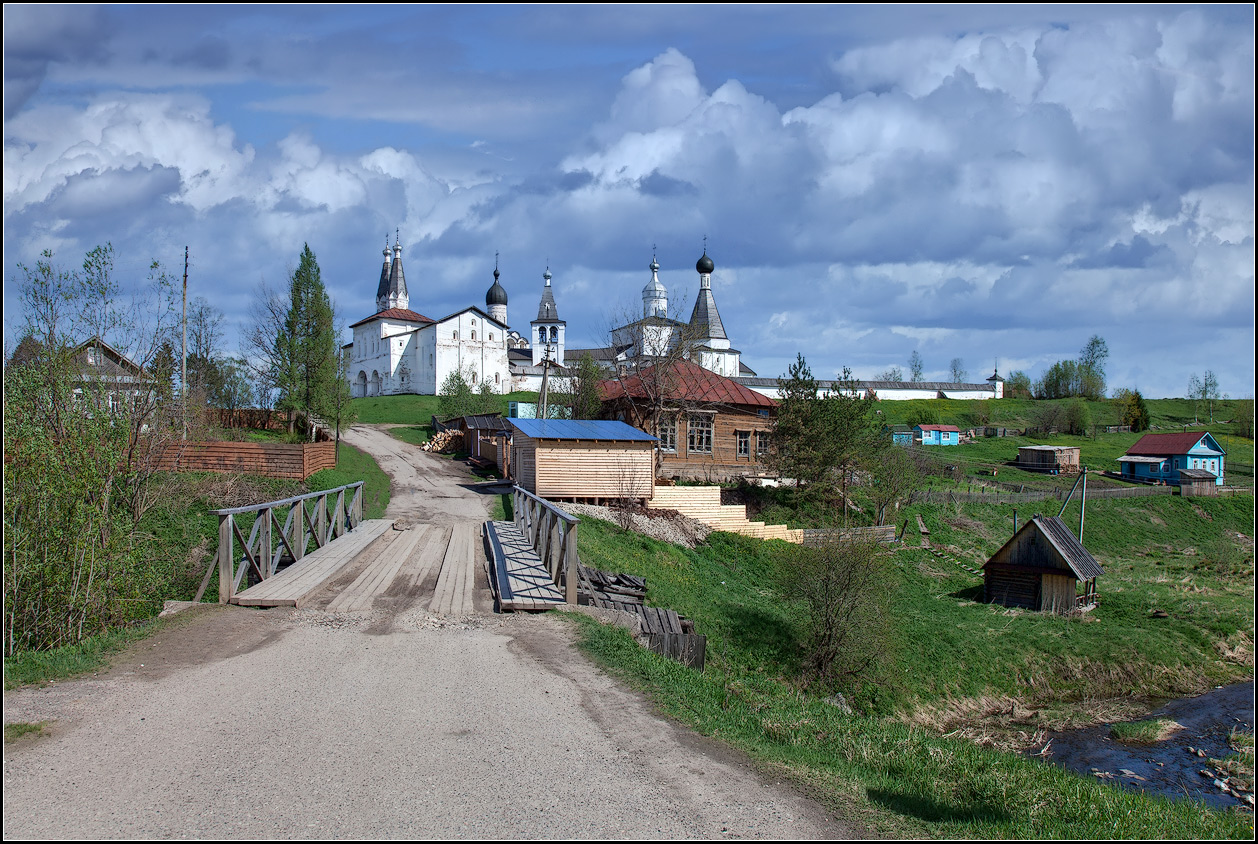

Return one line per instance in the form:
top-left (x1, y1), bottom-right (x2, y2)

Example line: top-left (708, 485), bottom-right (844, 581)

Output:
top-left (915, 424), bottom-right (960, 446)
top-left (889, 425), bottom-right (913, 445)
top-left (1117, 431), bottom-right (1226, 486)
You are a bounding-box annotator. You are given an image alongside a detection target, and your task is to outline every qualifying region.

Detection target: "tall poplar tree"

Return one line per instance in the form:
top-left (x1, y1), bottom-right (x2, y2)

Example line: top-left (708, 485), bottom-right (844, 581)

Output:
top-left (276, 244), bottom-right (338, 433)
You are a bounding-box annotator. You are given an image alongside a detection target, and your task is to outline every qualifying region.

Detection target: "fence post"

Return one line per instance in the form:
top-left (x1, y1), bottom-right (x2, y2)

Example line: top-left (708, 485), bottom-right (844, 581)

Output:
top-left (292, 499), bottom-right (305, 562)
top-left (564, 522), bottom-right (578, 604)
top-left (218, 514), bottom-right (233, 603)
top-left (262, 506), bottom-right (273, 579)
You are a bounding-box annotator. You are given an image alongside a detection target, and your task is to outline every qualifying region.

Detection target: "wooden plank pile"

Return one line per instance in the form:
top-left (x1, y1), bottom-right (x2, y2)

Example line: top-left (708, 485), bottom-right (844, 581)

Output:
top-left (578, 564), bottom-right (705, 670)
top-left (422, 429), bottom-right (464, 453)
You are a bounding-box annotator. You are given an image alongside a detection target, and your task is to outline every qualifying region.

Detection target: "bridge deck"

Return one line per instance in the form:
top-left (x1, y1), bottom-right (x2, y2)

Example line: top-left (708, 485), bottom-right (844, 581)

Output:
top-left (484, 521), bottom-right (564, 611)
top-left (231, 519), bottom-right (393, 608)
top-left (327, 524), bottom-right (448, 613)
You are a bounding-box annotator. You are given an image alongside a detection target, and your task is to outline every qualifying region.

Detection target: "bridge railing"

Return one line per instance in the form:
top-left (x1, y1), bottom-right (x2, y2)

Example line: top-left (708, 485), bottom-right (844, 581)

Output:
top-left (512, 486), bottom-right (579, 604)
top-left (199, 482), bottom-right (364, 603)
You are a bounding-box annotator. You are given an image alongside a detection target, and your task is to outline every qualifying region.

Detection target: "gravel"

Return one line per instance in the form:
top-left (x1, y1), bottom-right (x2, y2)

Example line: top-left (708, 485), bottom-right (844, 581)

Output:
top-left (561, 502), bottom-right (712, 548)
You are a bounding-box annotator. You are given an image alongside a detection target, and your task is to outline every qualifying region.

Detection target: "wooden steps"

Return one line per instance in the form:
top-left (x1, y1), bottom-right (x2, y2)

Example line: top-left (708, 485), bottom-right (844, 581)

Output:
top-left (231, 519), bottom-right (394, 608)
top-left (646, 486), bottom-right (803, 543)
top-left (484, 521), bottom-right (565, 611)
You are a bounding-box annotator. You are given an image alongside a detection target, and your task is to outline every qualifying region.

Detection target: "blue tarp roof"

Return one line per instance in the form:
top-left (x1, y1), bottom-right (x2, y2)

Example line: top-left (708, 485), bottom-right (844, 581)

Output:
top-left (508, 419), bottom-right (657, 442)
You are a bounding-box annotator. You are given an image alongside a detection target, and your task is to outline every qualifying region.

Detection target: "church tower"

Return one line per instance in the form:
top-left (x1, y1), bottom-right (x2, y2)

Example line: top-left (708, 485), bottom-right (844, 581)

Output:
top-left (689, 246), bottom-right (727, 348)
top-left (530, 267), bottom-right (566, 367)
top-left (485, 254), bottom-right (508, 325)
top-left (375, 235), bottom-right (409, 312)
top-left (642, 249), bottom-right (667, 318)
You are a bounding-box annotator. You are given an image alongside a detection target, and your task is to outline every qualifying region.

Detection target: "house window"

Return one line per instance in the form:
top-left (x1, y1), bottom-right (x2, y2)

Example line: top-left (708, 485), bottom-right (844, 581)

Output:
top-left (657, 417), bottom-right (677, 453)
top-left (687, 415), bottom-right (712, 454)
top-left (86, 347), bottom-right (97, 365)
top-left (737, 431), bottom-right (750, 458)
top-left (756, 431), bottom-right (768, 457)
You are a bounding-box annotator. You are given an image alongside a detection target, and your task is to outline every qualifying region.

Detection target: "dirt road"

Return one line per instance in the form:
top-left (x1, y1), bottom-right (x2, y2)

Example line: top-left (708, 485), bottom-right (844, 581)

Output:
top-left (3, 425), bottom-right (859, 839)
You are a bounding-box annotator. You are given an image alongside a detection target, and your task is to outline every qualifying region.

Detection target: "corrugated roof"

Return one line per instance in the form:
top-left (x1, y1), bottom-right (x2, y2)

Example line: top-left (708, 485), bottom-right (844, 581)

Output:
top-left (599, 359), bottom-right (777, 408)
top-left (509, 419), bottom-right (657, 442)
top-left (1178, 468), bottom-right (1218, 479)
top-left (1127, 432), bottom-right (1219, 456)
top-left (349, 308), bottom-right (434, 328)
top-left (984, 516), bottom-right (1103, 580)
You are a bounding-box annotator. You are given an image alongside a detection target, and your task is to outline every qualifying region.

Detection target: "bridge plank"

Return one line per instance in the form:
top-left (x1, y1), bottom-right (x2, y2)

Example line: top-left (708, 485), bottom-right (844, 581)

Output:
top-left (327, 526), bottom-right (429, 613)
top-left (484, 521), bottom-right (564, 611)
top-left (231, 519), bottom-right (393, 607)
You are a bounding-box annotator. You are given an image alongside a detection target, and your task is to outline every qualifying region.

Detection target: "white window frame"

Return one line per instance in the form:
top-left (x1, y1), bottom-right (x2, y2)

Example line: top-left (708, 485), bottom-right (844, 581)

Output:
top-left (657, 417), bottom-right (677, 453)
top-left (687, 415), bottom-right (713, 454)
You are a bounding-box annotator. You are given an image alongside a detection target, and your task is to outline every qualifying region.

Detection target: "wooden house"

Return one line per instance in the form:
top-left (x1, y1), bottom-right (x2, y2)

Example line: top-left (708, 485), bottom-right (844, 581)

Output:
top-left (1017, 445), bottom-right (1081, 475)
top-left (507, 419), bottom-right (656, 501)
top-left (1117, 431), bottom-right (1225, 487)
top-left (69, 336), bottom-right (156, 416)
top-left (599, 359), bottom-right (776, 481)
top-left (452, 413), bottom-right (513, 465)
top-left (915, 424), bottom-right (960, 446)
top-left (982, 515), bottom-right (1103, 614)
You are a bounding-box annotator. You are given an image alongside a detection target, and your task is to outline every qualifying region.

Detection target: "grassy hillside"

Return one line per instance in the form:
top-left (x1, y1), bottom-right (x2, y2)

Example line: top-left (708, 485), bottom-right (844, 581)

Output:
top-left (569, 491), bottom-right (1254, 838)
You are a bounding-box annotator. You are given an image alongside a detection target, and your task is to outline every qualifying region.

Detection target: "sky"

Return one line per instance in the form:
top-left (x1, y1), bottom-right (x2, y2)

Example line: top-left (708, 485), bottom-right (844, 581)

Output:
top-left (3, 4), bottom-right (1254, 399)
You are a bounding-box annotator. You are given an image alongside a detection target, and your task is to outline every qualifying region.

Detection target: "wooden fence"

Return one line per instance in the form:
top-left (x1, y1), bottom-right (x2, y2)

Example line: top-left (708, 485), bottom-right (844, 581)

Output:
top-left (156, 440), bottom-right (336, 479)
top-left (512, 485), bottom-right (580, 604)
top-left (202, 482), bottom-right (364, 603)
top-left (802, 524), bottom-right (898, 547)
top-left (909, 484), bottom-right (1175, 505)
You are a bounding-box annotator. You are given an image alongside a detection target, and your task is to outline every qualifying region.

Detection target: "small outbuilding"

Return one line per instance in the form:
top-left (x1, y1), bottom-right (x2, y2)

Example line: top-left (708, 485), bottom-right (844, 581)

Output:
top-left (982, 515), bottom-right (1103, 614)
top-left (1017, 445), bottom-right (1081, 475)
top-left (915, 424), bottom-right (960, 446)
top-left (508, 419), bottom-right (656, 502)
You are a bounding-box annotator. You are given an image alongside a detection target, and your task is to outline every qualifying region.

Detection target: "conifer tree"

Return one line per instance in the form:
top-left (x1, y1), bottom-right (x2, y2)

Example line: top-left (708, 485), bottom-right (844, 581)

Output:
top-left (276, 244), bottom-right (338, 433)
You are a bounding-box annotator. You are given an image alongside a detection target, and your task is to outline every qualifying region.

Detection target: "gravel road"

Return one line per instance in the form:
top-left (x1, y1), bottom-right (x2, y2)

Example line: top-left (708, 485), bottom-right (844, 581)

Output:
top-left (2, 424), bottom-right (861, 839)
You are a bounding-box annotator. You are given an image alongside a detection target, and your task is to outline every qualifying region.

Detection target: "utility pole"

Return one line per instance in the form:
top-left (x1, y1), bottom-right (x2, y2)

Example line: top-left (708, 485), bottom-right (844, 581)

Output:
top-left (538, 344), bottom-right (552, 421)
top-left (182, 246), bottom-right (188, 441)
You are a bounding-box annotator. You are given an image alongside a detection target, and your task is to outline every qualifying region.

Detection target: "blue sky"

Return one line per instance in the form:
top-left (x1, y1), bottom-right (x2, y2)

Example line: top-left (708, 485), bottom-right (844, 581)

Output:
top-left (4, 4), bottom-right (1254, 398)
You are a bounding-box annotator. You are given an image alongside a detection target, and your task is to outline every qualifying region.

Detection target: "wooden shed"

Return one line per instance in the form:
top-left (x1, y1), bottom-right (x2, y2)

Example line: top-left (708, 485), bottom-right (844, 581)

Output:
top-left (982, 515), bottom-right (1103, 614)
top-left (1177, 468), bottom-right (1218, 497)
top-left (1017, 445), bottom-right (1081, 474)
top-left (508, 419), bottom-right (657, 502)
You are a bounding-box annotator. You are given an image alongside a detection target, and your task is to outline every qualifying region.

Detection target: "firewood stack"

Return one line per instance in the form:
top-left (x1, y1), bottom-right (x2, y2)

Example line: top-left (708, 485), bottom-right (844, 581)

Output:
top-left (422, 429), bottom-right (464, 453)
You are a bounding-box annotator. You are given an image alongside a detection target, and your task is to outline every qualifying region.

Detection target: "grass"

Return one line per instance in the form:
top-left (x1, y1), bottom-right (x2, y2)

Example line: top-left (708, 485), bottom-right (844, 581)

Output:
top-left (307, 440), bottom-right (391, 520)
top-left (3, 622), bottom-right (159, 689)
top-left (562, 490), bottom-right (1255, 838)
top-left (1211, 729), bottom-right (1255, 794)
top-left (1110, 719), bottom-right (1183, 744)
top-left (4, 721), bottom-right (51, 741)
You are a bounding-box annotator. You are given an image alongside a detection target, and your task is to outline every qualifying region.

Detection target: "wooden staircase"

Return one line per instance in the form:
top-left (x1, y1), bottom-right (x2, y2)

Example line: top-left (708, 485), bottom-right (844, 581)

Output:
top-left (646, 486), bottom-right (803, 543)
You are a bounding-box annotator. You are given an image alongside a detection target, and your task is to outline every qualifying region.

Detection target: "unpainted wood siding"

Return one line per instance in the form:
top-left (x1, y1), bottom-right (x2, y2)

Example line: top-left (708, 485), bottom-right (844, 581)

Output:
top-left (513, 434), bottom-right (654, 498)
top-left (155, 441), bottom-right (336, 479)
top-left (984, 567), bottom-right (1038, 609)
top-left (1039, 573), bottom-right (1076, 613)
top-left (610, 400), bottom-right (773, 480)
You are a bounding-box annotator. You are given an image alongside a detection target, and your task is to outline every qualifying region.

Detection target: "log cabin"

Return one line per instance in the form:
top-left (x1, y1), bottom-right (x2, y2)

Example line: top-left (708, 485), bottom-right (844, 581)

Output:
top-left (982, 515), bottom-right (1103, 614)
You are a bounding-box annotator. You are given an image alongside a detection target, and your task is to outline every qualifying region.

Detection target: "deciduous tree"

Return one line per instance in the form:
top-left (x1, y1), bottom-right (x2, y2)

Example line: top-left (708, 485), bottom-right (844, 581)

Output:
top-left (908, 350), bottom-right (924, 382)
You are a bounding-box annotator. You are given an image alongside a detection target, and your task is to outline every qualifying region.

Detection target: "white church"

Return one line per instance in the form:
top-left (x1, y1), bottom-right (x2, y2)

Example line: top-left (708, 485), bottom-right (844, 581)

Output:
top-left (344, 235), bottom-right (1004, 401)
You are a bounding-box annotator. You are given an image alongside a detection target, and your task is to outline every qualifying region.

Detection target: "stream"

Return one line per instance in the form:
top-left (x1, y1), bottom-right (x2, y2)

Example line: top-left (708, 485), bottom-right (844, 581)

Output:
top-left (1029, 682), bottom-right (1254, 811)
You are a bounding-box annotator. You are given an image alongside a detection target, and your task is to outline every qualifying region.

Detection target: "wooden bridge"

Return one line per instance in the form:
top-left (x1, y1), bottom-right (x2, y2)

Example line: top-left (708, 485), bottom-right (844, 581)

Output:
top-left (203, 483), bottom-right (483, 615)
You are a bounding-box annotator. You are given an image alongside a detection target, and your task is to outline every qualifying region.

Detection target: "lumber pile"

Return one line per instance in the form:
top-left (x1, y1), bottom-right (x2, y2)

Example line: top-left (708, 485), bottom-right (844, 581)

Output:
top-left (422, 429), bottom-right (464, 453)
top-left (578, 564), bottom-right (706, 670)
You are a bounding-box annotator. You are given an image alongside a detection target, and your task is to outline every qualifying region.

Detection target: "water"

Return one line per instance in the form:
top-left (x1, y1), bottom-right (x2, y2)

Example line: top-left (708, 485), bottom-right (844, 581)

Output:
top-left (1030, 682), bottom-right (1254, 810)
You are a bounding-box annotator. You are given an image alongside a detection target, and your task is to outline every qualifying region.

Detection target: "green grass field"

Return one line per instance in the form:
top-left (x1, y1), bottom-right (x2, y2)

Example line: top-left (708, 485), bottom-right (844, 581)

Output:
top-left (567, 488), bottom-right (1255, 838)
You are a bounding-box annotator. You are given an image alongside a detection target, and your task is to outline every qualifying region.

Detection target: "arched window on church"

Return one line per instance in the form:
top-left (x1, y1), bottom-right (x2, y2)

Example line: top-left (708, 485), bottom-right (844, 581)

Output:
top-left (489, 333), bottom-right (494, 342)
top-left (453, 330), bottom-right (458, 341)
top-left (471, 371), bottom-right (478, 385)
top-left (550, 326), bottom-right (558, 342)
top-left (471, 331), bottom-right (476, 341)
top-left (495, 372), bottom-right (500, 385)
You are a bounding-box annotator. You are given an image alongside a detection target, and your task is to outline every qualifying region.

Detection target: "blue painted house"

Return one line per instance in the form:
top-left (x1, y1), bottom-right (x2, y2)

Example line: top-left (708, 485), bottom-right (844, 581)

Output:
top-left (915, 424), bottom-right (960, 446)
top-left (889, 425), bottom-right (913, 445)
top-left (1117, 431), bottom-right (1226, 486)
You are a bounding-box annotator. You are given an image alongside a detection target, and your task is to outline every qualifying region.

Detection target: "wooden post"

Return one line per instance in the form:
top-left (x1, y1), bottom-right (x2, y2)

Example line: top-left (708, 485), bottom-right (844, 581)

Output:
top-left (292, 499), bottom-right (305, 562)
top-left (334, 489), bottom-right (346, 538)
top-left (218, 514), bottom-right (233, 603)
top-left (317, 492), bottom-right (328, 546)
top-left (261, 506), bottom-right (273, 578)
top-left (564, 522), bottom-right (578, 605)
top-left (537, 511), bottom-right (553, 575)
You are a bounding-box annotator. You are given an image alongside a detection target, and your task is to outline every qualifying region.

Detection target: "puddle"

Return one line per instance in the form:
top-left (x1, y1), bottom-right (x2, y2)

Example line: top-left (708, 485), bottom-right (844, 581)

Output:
top-left (1030, 682), bottom-right (1254, 810)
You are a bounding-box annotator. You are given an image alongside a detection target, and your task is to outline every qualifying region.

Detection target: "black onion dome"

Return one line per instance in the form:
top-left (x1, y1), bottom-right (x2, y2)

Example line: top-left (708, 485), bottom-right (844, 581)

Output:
top-left (486, 274), bottom-right (508, 306)
top-left (696, 251), bottom-right (715, 274)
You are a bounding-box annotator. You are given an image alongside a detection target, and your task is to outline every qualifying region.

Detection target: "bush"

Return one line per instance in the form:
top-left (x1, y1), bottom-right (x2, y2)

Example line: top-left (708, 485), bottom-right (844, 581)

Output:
top-left (1064, 399), bottom-right (1091, 435)
top-left (777, 537), bottom-right (893, 694)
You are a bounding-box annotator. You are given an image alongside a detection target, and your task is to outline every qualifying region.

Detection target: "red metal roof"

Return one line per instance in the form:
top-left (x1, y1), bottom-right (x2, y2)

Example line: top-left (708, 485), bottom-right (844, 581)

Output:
top-left (599, 359), bottom-right (777, 408)
top-left (1126, 431), bottom-right (1212, 455)
top-left (349, 308), bottom-right (434, 328)
top-left (917, 424), bottom-right (960, 432)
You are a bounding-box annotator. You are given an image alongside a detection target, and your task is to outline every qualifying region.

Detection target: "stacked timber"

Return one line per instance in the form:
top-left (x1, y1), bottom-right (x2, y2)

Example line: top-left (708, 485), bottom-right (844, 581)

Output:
top-left (578, 564), bottom-right (705, 670)
top-left (422, 429), bottom-right (464, 453)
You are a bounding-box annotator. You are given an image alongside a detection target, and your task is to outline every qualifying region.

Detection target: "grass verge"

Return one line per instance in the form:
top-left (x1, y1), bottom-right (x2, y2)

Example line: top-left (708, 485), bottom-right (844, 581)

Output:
top-left (1110, 719), bottom-right (1184, 744)
top-left (307, 440), bottom-right (391, 520)
top-left (563, 496), bottom-right (1254, 838)
top-left (3, 622), bottom-right (158, 689)
top-left (4, 721), bottom-right (52, 741)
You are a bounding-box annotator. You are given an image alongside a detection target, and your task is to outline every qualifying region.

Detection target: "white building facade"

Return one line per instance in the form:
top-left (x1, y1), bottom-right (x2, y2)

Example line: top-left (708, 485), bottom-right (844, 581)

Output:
top-left (347, 240), bottom-right (511, 397)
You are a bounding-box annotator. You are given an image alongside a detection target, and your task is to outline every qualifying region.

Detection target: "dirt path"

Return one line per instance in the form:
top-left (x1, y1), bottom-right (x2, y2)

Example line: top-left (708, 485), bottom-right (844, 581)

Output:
top-left (2, 425), bottom-right (862, 839)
